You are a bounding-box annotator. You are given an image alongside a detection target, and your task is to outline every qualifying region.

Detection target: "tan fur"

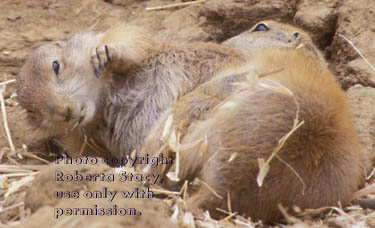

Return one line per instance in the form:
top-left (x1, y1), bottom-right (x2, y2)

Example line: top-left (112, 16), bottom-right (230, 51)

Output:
top-left (141, 21), bottom-right (366, 223)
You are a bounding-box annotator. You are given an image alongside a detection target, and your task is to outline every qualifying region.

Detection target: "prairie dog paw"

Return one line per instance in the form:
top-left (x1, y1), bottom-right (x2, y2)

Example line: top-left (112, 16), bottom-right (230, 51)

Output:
top-left (90, 45), bottom-right (116, 77)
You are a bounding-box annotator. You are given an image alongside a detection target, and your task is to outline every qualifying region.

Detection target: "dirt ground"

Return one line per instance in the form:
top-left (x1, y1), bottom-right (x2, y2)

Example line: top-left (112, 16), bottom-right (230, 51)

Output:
top-left (1, 0), bottom-right (375, 227)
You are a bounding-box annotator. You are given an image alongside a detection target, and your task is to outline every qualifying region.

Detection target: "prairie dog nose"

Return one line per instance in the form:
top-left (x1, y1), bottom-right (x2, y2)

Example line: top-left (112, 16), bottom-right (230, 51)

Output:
top-left (52, 105), bottom-right (75, 123)
top-left (49, 101), bottom-right (81, 125)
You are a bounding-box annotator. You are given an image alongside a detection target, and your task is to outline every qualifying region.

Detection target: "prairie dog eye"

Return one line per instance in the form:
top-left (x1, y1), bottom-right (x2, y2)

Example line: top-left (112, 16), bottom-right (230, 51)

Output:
top-left (52, 60), bottom-right (60, 75)
top-left (253, 23), bottom-right (269, 32)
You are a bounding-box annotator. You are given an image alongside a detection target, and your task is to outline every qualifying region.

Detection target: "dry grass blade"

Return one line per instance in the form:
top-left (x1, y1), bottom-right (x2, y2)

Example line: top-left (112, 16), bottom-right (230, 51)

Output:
top-left (366, 168), bottom-right (375, 180)
top-left (87, 137), bottom-right (107, 156)
top-left (330, 206), bottom-right (356, 224)
top-left (227, 191), bottom-right (232, 213)
top-left (170, 204), bottom-right (179, 225)
top-left (78, 134), bottom-right (88, 156)
top-left (258, 67), bottom-right (284, 78)
top-left (167, 132), bottom-right (181, 182)
top-left (256, 82), bottom-right (305, 189)
top-left (0, 148), bottom-right (6, 163)
top-left (19, 150), bottom-right (50, 164)
top-left (0, 85), bottom-right (16, 154)
top-left (278, 204), bottom-right (302, 224)
top-left (0, 165), bottom-right (33, 173)
top-left (219, 211), bottom-right (237, 223)
top-left (257, 80), bottom-right (293, 97)
top-left (180, 138), bottom-right (204, 151)
top-left (338, 34), bottom-right (375, 73)
top-left (150, 187), bottom-right (181, 196)
top-left (298, 206), bottom-right (331, 217)
top-left (145, 0), bottom-right (206, 11)
top-left (182, 180), bottom-right (188, 202)
top-left (216, 208), bottom-right (243, 226)
top-left (5, 172), bottom-right (37, 198)
top-left (298, 205), bottom-right (356, 223)
top-left (296, 43), bottom-right (305, 49)
top-left (161, 113), bottom-right (174, 141)
top-left (199, 134), bottom-right (208, 157)
top-left (196, 178), bottom-right (223, 199)
top-left (0, 202), bottom-right (24, 213)
top-left (234, 219), bottom-right (255, 228)
top-left (351, 182), bottom-right (375, 200)
top-left (257, 119), bottom-right (304, 187)
top-left (256, 158), bottom-right (270, 187)
top-left (3, 173), bottom-right (36, 178)
top-left (276, 155), bottom-right (305, 195)
top-left (0, 79), bottom-right (16, 87)
top-left (175, 132), bottom-right (181, 180)
top-left (15, 164), bottom-right (47, 171)
top-left (182, 212), bottom-right (196, 228)
top-left (227, 152), bottom-right (237, 163)
top-left (216, 207), bottom-right (232, 216)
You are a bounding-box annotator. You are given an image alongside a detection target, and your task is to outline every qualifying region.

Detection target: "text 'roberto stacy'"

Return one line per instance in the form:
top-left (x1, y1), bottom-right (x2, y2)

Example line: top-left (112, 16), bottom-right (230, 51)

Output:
top-left (55, 170), bottom-right (164, 185)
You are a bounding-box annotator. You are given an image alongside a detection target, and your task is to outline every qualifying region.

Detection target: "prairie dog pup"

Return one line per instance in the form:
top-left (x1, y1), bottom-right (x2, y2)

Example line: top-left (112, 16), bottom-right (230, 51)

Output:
top-left (141, 21), bottom-right (365, 223)
top-left (16, 25), bottom-right (245, 157)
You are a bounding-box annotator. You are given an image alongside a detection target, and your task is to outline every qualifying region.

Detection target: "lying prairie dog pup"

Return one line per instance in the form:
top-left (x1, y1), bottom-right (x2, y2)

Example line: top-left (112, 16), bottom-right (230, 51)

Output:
top-left (141, 21), bottom-right (366, 223)
top-left (16, 24), bottom-right (245, 157)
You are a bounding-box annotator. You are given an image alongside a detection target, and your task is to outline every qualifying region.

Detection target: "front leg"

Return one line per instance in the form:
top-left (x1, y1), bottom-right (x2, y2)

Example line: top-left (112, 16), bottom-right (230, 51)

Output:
top-left (90, 25), bottom-right (157, 77)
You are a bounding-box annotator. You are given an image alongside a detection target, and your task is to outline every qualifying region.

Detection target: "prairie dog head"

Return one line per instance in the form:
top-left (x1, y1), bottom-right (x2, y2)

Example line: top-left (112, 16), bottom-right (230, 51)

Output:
top-left (223, 20), bottom-right (323, 62)
top-left (16, 33), bottom-right (106, 134)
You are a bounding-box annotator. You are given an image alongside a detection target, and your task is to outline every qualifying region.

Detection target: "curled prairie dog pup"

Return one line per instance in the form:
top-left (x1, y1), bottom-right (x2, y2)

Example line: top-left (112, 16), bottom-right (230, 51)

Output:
top-left (141, 21), bottom-right (365, 223)
top-left (16, 24), bottom-right (245, 157)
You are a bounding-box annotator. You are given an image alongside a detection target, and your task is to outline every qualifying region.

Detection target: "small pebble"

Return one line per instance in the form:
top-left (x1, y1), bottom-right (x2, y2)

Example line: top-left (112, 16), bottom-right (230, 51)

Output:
top-left (2, 50), bottom-right (10, 56)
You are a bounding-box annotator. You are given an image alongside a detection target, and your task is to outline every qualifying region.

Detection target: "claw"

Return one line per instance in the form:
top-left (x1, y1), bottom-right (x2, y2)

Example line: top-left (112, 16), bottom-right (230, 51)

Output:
top-left (105, 45), bottom-right (113, 61)
top-left (94, 67), bottom-right (100, 78)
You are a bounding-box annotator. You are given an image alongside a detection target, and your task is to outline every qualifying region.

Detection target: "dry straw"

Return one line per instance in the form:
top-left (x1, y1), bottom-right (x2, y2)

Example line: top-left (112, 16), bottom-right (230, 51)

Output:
top-left (255, 79), bottom-right (305, 195)
top-left (145, 0), bottom-right (206, 11)
top-left (0, 83), bottom-right (16, 154)
top-left (339, 34), bottom-right (375, 73)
